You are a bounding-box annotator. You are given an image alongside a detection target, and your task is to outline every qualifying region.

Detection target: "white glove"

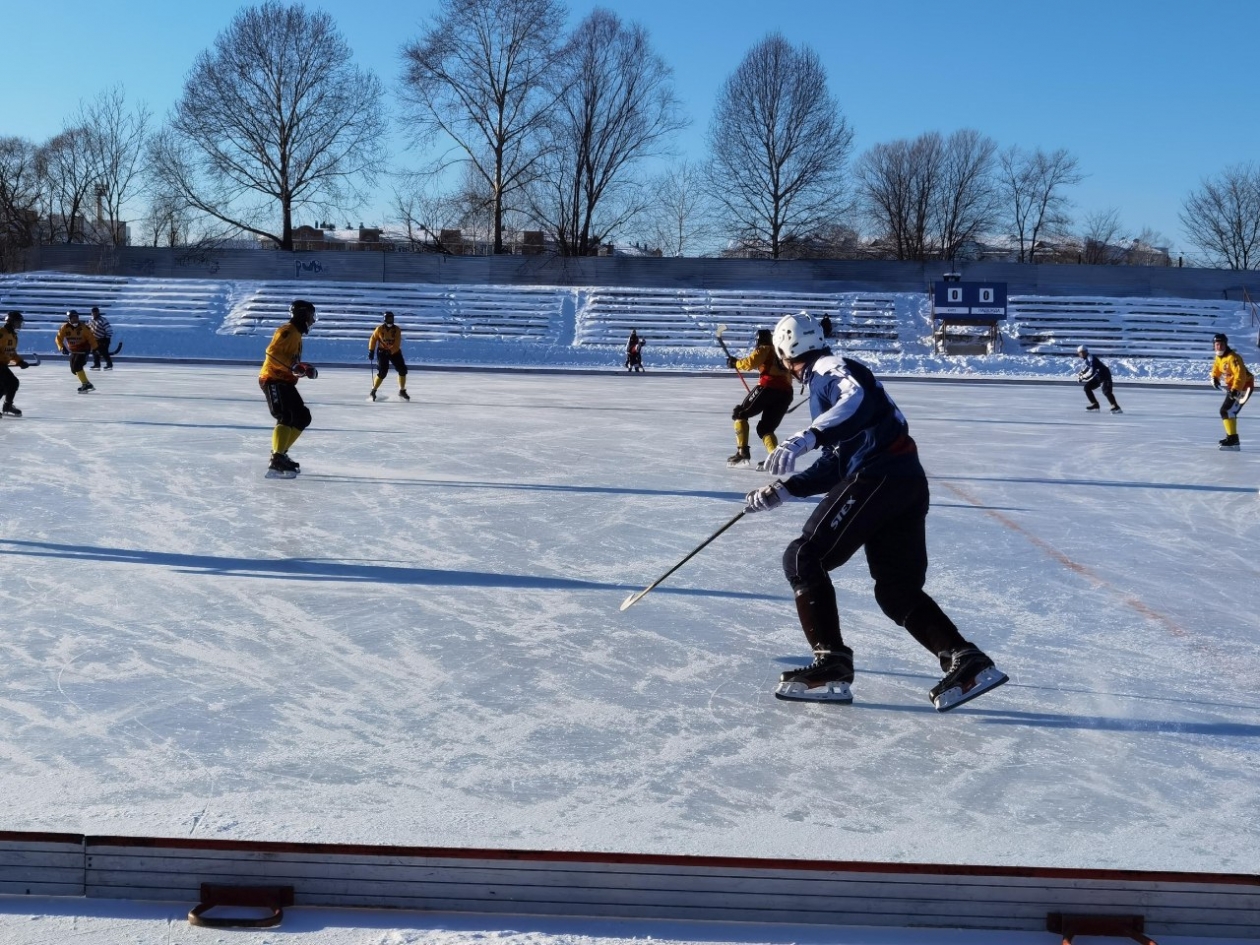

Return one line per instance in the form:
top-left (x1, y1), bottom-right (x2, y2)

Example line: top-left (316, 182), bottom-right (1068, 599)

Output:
top-left (765, 429), bottom-right (817, 476)
top-left (744, 480), bottom-right (791, 514)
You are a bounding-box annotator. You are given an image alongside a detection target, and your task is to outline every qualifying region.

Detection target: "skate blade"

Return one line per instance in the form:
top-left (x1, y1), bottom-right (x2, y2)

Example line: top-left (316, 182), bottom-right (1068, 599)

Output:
top-left (932, 666), bottom-right (1008, 712)
top-left (264, 468), bottom-right (298, 480)
top-left (774, 680), bottom-right (853, 703)
top-left (1219, 444), bottom-right (1240, 451)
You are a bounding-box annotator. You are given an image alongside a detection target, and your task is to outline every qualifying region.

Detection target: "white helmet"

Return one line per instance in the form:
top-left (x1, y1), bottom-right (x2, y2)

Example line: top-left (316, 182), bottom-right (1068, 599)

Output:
top-left (1077, 345), bottom-right (1089, 356)
top-left (773, 311), bottom-right (827, 363)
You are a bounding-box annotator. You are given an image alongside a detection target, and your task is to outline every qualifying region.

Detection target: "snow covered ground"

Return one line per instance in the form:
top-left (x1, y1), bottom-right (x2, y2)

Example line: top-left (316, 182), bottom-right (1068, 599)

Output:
top-left (1, 355), bottom-right (1258, 944)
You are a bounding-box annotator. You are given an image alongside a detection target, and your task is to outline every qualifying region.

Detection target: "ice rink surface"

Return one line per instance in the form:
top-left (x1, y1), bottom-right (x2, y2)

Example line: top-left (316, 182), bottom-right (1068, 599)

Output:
top-left (2, 363), bottom-right (1259, 944)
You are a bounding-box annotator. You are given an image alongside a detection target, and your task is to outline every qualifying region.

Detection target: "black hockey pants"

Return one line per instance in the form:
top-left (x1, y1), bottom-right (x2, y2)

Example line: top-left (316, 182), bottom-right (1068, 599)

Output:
top-left (1084, 376), bottom-right (1117, 408)
top-left (782, 472), bottom-right (966, 659)
top-left (1221, 388), bottom-right (1251, 419)
top-left (261, 379), bottom-right (312, 430)
top-left (0, 364), bottom-right (16, 404)
top-left (732, 385), bottom-right (793, 440)
top-left (91, 340), bottom-right (114, 369)
top-left (376, 349), bottom-right (407, 381)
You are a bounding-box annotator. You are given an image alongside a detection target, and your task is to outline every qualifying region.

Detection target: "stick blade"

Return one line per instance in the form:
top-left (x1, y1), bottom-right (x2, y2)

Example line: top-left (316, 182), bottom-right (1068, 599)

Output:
top-left (619, 589), bottom-right (649, 611)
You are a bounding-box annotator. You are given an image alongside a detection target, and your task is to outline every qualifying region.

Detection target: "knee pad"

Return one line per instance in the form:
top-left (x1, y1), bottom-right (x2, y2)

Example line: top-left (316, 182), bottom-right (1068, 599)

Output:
top-left (873, 581), bottom-right (918, 625)
top-left (783, 538), bottom-right (827, 588)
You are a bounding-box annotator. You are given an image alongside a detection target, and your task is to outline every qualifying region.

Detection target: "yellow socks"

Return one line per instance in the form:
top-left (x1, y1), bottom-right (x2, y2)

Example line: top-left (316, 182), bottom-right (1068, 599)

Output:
top-left (272, 425), bottom-right (301, 454)
top-left (75, 369), bottom-right (89, 384)
top-left (733, 418), bottom-right (749, 448)
top-left (1225, 418), bottom-right (1238, 436)
top-left (763, 433), bottom-right (778, 453)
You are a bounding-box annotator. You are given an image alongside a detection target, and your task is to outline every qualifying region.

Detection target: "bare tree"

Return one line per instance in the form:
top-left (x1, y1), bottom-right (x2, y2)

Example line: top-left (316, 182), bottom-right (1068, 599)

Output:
top-left (37, 127), bottom-right (97, 243)
top-left (77, 86), bottom-right (151, 245)
top-left (527, 9), bottom-right (685, 256)
top-left (138, 187), bottom-right (197, 247)
top-left (644, 160), bottom-right (719, 257)
top-left (855, 133), bottom-right (943, 261)
top-left (0, 137), bottom-right (42, 267)
top-left (391, 172), bottom-right (464, 252)
top-left (1180, 164), bottom-right (1260, 269)
top-left (150, 1), bottom-right (386, 250)
top-left (706, 33), bottom-right (853, 259)
top-left (1077, 208), bottom-right (1125, 264)
top-left (934, 129), bottom-right (998, 261)
top-left (1125, 226), bottom-right (1171, 266)
top-left (997, 146), bottom-right (1083, 263)
top-left (400, 0), bottom-right (567, 255)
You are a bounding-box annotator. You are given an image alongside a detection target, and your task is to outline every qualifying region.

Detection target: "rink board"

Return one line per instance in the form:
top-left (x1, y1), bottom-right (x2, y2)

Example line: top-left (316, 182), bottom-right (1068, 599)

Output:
top-left (1, 832), bottom-right (1259, 937)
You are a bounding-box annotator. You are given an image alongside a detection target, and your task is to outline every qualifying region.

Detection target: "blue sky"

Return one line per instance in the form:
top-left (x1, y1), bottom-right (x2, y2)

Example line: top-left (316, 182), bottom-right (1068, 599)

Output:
top-left (5, 0), bottom-right (1258, 256)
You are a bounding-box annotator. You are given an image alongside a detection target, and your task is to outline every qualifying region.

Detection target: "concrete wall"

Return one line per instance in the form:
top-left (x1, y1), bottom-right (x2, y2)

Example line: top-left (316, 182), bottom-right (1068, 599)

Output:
top-left (24, 243), bottom-right (1260, 301)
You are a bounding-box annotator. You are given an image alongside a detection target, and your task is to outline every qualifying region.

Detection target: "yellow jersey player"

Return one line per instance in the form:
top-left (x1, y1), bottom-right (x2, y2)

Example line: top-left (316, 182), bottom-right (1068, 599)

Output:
top-left (259, 299), bottom-right (319, 478)
top-left (725, 328), bottom-right (793, 468)
top-left (0, 310), bottom-right (32, 417)
top-left (1211, 332), bottom-right (1254, 451)
top-left (54, 310), bottom-right (99, 392)
top-left (367, 311), bottom-right (410, 402)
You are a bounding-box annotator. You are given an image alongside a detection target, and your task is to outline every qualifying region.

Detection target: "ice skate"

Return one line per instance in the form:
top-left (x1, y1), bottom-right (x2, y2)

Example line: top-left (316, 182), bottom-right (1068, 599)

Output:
top-left (1219, 434), bottom-right (1240, 451)
top-left (276, 453), bottom-right (300, 473)
top-left (775, 648), bottom-right (854, 703)
top-left (265, 453), bottom-right (298, 479)
top-left (1085, 403), bottom-right (1100, 411)
top-left (398, 388), bottom-right (410, 401)
top-left (77, 382), bottom-right (95, 393)
top-left (1110, 405), bottom-right (1122, 414)
top-left (930, 645), bottom-right (1008, 712)
top-left (755, 460), bottom-right (767, 472)
top-left (726, 447), bottom-right (751, 468)
top-left (369, 388), bottom-right (376, 401)
top-left (2, 402), bottom-right (20, 417)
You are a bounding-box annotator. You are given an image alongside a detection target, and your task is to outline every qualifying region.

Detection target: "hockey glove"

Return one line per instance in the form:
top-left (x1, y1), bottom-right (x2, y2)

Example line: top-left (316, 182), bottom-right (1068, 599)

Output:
top-left (17, 360), bottom-right (28, 369)
top-left (1213, 378), bottom-right (1222, 390)
top-left (745, 480), bottom-right (791, 514)
top-left (765, 429), bottom-right (817, 476)
top-left (368, 350), bottom-right (376, 360)
top-left (294, 362), bottom-right (318, 379)
top-left (726, 356), bottom-right (738, 369)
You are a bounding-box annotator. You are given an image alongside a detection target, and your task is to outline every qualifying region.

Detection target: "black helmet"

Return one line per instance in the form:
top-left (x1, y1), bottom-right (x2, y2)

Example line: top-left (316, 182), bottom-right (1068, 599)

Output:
top-left (383, 310), bottom-right (395, 324)
top-left (1213, 332), bottom-right (1229, 347)
top-left (4, 310), bottom-right (21, 329)
top-left (755, 328), bottom-right (773, 346)
top-left (67, 309), bottom-right (80, 322)
top-left (90, 306), bottom-right (100, 315)
top-left (290, 299), bottom-right (316, 333)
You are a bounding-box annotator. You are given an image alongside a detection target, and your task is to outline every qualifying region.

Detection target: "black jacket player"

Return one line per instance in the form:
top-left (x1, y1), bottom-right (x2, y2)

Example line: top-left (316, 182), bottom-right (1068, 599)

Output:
top-left (1075, 346), bottom-right (1121, 413)
top-left (743, 311), bottom-right (1008, 712)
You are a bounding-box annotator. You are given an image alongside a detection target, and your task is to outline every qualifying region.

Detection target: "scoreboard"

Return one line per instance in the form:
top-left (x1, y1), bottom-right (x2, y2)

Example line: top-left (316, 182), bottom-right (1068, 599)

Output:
top-left (932, 281), bottom-right (1007, 321)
